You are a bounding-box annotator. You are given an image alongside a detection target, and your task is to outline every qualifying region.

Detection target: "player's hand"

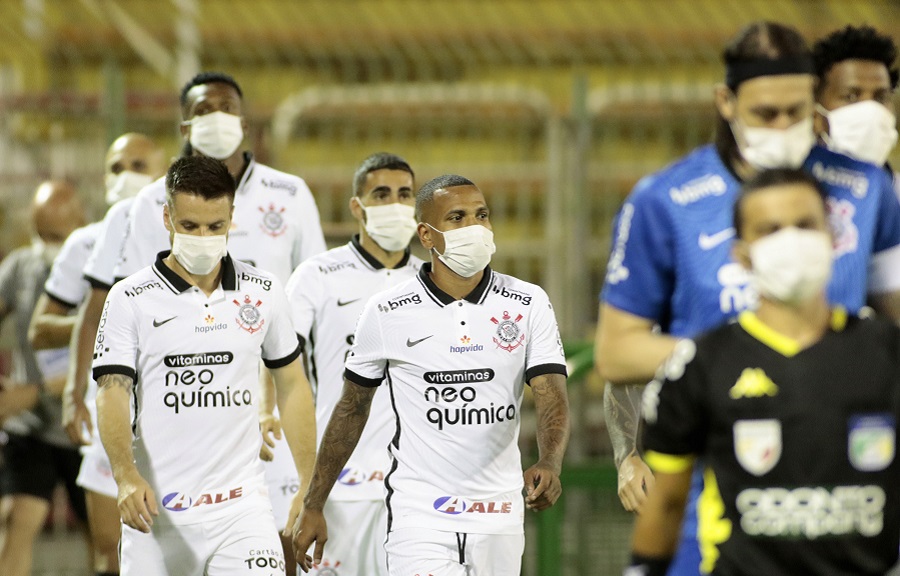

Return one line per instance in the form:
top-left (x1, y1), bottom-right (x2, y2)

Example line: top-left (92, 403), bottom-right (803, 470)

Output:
top-left (292, 507), bottom-right (327, 573)
top-left (117, 469), bottom-right (158, 533)
top-left (617, 454), bottom-right (655, 513)
top-left (523, 460), bottom-right (562, 511)
top-left (62, 393), bottom-right (93, 446)
top-left (259, 413), bottom-right (282, 462)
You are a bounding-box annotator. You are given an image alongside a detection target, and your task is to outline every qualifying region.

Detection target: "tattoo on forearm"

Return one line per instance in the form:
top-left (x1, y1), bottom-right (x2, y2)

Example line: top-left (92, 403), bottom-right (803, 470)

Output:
top-left (97, 373), bottom-right (134, 394)
top-left (604, 383), bottom-right (644, 468)
top-left (532, 375), bottom-right (570, 470)
top-left (305, 381), bottom-right (375, 507)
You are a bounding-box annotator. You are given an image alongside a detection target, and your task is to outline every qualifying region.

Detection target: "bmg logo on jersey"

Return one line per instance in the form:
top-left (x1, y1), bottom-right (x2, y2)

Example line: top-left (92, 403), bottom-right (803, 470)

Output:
top-left (433, 496), bottom-right (512, 515)
top-left (378, 292), bottom-right (421, 312)
top-left (124, 280), bottom-right (162, 298)
top-left (717, 263), bottom-right (756, 314)
top-left (239, 272), bottom-right (272, 291)
top-left (491, 285), bottom-right (532, 306)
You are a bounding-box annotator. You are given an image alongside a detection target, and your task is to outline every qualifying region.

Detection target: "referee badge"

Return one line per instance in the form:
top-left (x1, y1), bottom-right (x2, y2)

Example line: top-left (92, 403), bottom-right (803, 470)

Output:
top-left (733, 419), bottom-right (781, 476)
top-left (848, 414), bottom-right (895, 472)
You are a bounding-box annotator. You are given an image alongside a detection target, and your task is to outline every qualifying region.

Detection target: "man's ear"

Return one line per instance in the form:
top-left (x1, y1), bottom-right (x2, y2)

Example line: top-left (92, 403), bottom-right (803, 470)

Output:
top-left (163, 203), bottom-right (172, 234)
top-left (714, 84), bottom-right (736, 123)
top-left (417, 222), bottom-right (433, 250)
top-left (349, 196), bottom-right (365, 222)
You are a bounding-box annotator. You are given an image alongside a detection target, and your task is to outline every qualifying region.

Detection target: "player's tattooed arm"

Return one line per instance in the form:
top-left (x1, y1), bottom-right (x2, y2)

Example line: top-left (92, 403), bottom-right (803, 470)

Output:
top-left (524, 373), bottom-right (569, 511)
top-left (604, 382), bottom-right (643, 468)
top-left (302, 380), bottom-right (376, 510)
top-left (96, 372), bottom-right (159, 533)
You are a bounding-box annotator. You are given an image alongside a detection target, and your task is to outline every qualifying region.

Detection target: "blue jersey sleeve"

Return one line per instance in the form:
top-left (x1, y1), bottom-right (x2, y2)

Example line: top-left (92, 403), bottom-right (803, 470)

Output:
top-left (872, 169), bottom-right (900, 254)
top-left (600, 177), bottom-right (675, 322)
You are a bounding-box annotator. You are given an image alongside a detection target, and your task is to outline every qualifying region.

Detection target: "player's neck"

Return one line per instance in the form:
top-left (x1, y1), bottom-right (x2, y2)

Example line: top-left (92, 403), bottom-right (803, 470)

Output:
top-left (755, 294), bottom-right (831, 349)
top-left (163, 254), bottom-right (223, 297)
top-left (358, 231), bottom-right (406, 269)
top-left (428, 258), bottom-right (484, 301)
top-left (730, 154), bottom-right (757, 182)
top-left (222, 152), bottom-right (248, 182)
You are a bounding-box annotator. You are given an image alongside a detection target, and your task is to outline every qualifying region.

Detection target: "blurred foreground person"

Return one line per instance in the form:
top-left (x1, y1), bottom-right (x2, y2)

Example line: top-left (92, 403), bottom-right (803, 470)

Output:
top-left (0, 181), bottom-right (87, 576)
top-left (630, 169), bottom-right (900, 576)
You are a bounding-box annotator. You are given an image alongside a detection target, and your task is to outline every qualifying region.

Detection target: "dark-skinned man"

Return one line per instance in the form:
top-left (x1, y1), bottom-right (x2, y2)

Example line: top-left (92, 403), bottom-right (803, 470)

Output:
top-left (293, 175), bottom-right (570, 576)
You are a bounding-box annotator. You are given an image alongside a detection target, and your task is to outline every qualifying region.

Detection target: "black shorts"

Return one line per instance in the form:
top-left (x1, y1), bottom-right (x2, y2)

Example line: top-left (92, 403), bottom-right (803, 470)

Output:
top-left (0, 432), bottom-right (87, 522)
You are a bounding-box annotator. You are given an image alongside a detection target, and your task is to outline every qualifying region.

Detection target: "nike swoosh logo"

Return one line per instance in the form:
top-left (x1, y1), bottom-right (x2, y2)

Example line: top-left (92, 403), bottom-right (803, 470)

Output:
top-left (152, 316), bottom-right (177, 327)
top-left (337, 298), bottom-right (361, 307)
top-left (698, 228), bottom-right (735, 250)
top-left (406, 335), bottom-right (434, 347)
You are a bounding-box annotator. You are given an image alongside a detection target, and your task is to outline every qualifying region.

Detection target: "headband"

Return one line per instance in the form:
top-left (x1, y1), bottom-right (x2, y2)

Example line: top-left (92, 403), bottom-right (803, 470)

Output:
top-left (726, 57), bottom-right (815, 90)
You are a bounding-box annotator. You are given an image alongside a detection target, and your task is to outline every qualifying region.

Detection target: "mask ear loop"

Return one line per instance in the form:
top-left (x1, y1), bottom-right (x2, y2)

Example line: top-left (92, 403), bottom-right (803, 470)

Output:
top-left (424, 223), bottom-right (445, 258)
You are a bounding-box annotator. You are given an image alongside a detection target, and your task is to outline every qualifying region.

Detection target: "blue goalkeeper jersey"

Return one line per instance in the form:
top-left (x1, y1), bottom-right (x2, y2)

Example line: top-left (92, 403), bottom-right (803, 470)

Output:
top-left (601, 143), bottom-right (900, 338)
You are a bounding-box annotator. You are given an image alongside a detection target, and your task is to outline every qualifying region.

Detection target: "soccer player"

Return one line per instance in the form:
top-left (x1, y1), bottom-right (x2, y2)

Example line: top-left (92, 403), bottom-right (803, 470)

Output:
top-left (68, 72), bottom-right (326, 572)
top-left (0, 181), bottom-right (88, 576)
top-left (596, 21), bottom-right (900, 576)
top-left (285, 152), bottom-right (422, 575)
top-left (31, 133), bottom-right (165, 576)
top-left (629, 168), bottom-right (900, 576)
top-left (293, 175), bottom-right (570, 575)
top-left (813, 25), bottom-right (897, 170)
top-left (93, 156), bottom-right (316, 576)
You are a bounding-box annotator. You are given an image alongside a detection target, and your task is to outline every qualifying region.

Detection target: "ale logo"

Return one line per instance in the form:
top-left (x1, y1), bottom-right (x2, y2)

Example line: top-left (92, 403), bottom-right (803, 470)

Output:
top-left (433, 496), bottom-right (468, 515)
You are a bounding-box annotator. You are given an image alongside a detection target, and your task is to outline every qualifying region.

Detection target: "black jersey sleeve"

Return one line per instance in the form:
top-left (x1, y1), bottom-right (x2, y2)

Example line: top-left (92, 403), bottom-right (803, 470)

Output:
top-left (641, 339), bottom-right (708, 474)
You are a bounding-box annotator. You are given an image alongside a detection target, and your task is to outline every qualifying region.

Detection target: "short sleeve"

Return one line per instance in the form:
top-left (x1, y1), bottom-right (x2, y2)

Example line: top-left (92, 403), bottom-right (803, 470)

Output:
top-left (91, 284), bottom-right (140, 383)
top-left (523, 288), bottom-right (567, 383)
top-left (641, 340), bottom-right (707, 473)
top-left (0, 249), bottom-right (22, 310)
top-left (867, 170), bottom-right (900, 294)
top-left (45, 226), bottom-right (92, 307)
top-left (284, 259), bottom-right (322, 347)
top-left (84, 199), bottom-right (133, 289)
top-left (343, 299), bottom-right (387, 387)
top-left (115, 185), bottom-right (167, 281)
top-left (260, 276), bottom-right (302, 368)
top-left (292, 181), bottom-right (327, 267)
top-left (600, 179), bottom-right (675, 321)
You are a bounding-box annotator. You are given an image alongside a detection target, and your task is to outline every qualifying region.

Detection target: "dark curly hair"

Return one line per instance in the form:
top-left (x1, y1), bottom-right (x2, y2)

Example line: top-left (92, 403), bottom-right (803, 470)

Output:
top-left (813, 25), bottom-right (899, 93)
top-left (179, 72), bottom-right (243, 111)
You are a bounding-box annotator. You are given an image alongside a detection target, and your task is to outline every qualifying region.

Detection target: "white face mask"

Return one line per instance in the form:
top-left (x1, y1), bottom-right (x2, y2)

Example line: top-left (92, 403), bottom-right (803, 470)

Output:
top-left (186, 111), bottom-right (243, 160)
top-left (732, 117), bottom-right (816, 170)
top-left (171, 229), bottom-right (228, 275)
top-left (819, 101), bottom-right (898, 166)
top-left (749, 227), bottom-right (833, 305)
top-left (357, 200), bottom-right (417, 252)
top-left (105, 171), bottom-right (154, 205)
top-left (428, 224), bottom-right (496, 278)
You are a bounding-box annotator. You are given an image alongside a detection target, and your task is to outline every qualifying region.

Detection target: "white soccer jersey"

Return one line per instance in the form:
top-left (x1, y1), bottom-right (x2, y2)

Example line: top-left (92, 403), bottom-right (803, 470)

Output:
top-left (44, 222), bottom-right (102, 307)
top-left (83, 196), bottom-right (140, 290)
top-left (115, 154), bottom-right (326, 284)
top-left (92, 253), bottom-right (301, 525)
top-left (344, 264), bottom-right (567, 535)
top-left (285, 236), bottom-right (422, 501)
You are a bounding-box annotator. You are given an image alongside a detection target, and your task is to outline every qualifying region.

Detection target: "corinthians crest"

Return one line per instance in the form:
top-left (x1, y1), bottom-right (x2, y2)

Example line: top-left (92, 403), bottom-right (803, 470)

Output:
top-left (491, 311), bottom-right (525, 352)
top-left (233, 295), bottom-right (265, 334)
top-left (258, 203), bottom-right (287, 237)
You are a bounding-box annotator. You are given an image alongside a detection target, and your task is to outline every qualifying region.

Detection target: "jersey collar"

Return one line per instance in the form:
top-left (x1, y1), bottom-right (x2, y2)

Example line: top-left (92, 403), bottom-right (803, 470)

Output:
top-left (349, 235), bottom-right (411, 270)
top-left (235, 152), bottom-right (256, 195)
top-left (417, 262), bottom-right (493, 306)
top-left (153, 250), bottom-right (239, 294)
top-left (737, 307), bottom-right (848, 357)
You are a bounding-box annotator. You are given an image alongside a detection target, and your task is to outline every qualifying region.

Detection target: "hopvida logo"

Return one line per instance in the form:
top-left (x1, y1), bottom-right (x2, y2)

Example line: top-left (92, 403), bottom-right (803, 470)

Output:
top-left (450, 335), bottom-right (484, 354)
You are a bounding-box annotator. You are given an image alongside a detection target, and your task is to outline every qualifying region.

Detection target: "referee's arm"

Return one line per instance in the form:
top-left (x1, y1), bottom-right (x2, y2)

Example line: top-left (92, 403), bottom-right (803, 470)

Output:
top-left (96, 371), bottom-right (158, 533)
top-left (525, 372), bottom-right (570, 511)
top-left (293, 377), bottom-right (377, 571)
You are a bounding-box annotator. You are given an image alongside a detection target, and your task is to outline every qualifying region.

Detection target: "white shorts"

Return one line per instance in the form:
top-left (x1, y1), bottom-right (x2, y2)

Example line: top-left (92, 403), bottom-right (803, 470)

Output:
top-left (263, 434), bottom-right (299, 529)
top-left (120, 496), bottom-right (283, 576)
top-left (309, 499), bottom-right (387, 576)
top-left (384, 527), bottom-right (524, 576)
top-left (76, 440), bottom-right (117, 498)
